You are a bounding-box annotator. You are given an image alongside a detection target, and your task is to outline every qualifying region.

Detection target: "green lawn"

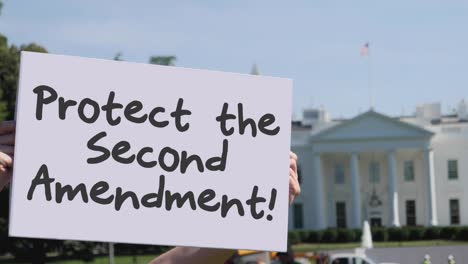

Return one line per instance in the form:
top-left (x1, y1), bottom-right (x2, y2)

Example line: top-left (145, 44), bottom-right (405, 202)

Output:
top-left (292, 240), bottom-right (468, 253)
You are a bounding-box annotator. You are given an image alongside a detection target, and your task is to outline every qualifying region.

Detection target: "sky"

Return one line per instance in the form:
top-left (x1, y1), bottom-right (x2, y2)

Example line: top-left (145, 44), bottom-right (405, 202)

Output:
top-left (0, 0), bottom-right (467, 119)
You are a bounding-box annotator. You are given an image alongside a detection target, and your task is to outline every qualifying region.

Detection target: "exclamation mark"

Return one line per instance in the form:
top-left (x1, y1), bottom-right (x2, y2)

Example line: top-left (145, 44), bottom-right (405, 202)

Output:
top-left (266, 188), bottom-right (277, 221)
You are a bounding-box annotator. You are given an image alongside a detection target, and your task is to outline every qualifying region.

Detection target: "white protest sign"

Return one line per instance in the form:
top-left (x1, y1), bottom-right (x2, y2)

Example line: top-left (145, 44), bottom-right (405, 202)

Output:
top-left (9, 51), bottom-right (292, 252)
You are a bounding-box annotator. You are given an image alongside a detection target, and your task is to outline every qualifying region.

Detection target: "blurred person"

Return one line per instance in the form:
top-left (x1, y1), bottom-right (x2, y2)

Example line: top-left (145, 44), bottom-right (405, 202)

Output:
top-left (275, 245), bottom-right (301, 264)
top-left (0, 121), bottom-right (301, 264)
top-left (423, 254), bottom-right (431, 264)
top-left (0, 121), bottom-right (14, 191)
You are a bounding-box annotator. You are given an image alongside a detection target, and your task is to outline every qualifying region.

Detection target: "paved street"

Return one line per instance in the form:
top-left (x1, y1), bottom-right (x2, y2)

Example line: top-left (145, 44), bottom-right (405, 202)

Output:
top-left (367, 245), bottom-right (467, 264)
top-left (326, 245), bottom-right (468, 263)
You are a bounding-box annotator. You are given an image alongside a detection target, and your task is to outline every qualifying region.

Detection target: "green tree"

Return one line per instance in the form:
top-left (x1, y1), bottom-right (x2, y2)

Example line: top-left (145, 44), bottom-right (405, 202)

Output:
top-left (113, 53), bottom-right (176, 66)
top-left (0, 36), bottom-right (47, 120)
top-left (149, 56), bottom-right (176, 66)
top-left (113, 52), bottom-right (123, 61)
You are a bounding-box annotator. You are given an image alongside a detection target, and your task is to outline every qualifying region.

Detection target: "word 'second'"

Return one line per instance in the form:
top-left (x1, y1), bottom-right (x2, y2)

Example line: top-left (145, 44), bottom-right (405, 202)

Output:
top-left (87, 131), bottom-right (228, 173)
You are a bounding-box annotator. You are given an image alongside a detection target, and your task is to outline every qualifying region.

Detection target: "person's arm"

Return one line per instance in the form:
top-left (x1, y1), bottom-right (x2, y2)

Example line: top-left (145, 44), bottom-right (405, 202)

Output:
top-left (0, 120), bottom-right (15, 191)
top-left (149, 151), bottom-right (300, 264)
top-left (149, 247), bottom-right (235, 264)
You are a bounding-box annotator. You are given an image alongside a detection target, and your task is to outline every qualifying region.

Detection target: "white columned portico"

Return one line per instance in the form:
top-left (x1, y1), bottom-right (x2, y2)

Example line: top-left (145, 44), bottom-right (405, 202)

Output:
top-left (424, 148), bottom-right (438, 226)
top-left (306, 110), bottom-right (435, 230)
top-left (350, 153), bottom-right (362, 228)
top-left (312, 153), bottom-right (326, 229)
top-left (387, 150), bottom-right (400, 227)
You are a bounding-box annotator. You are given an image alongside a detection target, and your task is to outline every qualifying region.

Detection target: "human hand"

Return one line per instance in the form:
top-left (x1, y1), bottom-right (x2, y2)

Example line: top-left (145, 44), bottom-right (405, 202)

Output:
top-left (0, 121), bottom-right (15, 191)
top-left (149, 151), bottom-right (301, 264)
top-left (289, 151), bottom-right (300, 204)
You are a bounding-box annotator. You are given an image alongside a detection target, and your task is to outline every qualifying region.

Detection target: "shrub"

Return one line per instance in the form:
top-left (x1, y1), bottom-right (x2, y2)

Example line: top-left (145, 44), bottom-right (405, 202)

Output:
top-left (424, 227), bottom-right (441, 240)
top-left (387, 227), bottom-right (397, 241)
top-left (288, 231), bottom-right (301, 245)
top-left (307, 230), bottom-right (323, 243)
top-left (337, 229), bottom-right (355, 243)
top-left (408, 227), bottom-right (425, 241)
top-left (400, 227), bottom-right (410, 241)
top-left (322, 229), bottom-right (338, 243)
top-left (287, 226), bottom-right (468, 245)
top-left (353, 229), bottom-right (363, 242)
top-left (455, 227), bottom-right (468, 241)
top-left (6, 238), bottom-right (35, 261)
top-left (388, 227), bottom-right (409, 241)
top-left (373, 227), bottom-right (388, 242)
top-left (440, 226), bottom-right (460, 240)
top-left (299, 231), bottom-right (310, 243)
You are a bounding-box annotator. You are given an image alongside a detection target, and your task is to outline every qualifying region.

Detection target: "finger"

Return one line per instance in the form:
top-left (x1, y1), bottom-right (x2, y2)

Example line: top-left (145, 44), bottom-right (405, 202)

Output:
top-left (289, 175), bottom-right (300, 198)
top-left (290, 166), bottom-right (298, 181)
top-left (289, 151), bottom-right (297, 161)
top-left (289, 174), bottom-right (301, 196)
top-left (289, 172), bottom-right (298, 188)
top-left (0, 121), bottom-right (15, 135)
top-left (0, 152), bottom-right (13, 168)
top-left (289, 158), bottom-right (297, 175)
top-left (288, 176), bottom-right (301, 204)
top-left (0, 166), bottom-right (8, 177)
top-left (289, 175), bottom-right (294, 191)
top-left (0, 134), bottom-right (14, 145)
top-left (0, 145), bottom-right (14, 155)
top-left (289, 177), bottom-right (295, 204)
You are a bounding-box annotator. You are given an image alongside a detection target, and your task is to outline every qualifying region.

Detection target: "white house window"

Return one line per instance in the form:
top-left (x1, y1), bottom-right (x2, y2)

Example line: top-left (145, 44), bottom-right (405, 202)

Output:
top-left (293, 203), bottom-right (304, 229)
top-left (404, 161), bottom-right (415, 182)
top-left (336, 201), bottom-right (347, 228)
top-left (334, 163), bottom-right (345, 184)
top-left (450, 199), bottom-right (460, 225)
top-left (405, 200), bottom-right (416, 226)
top-left (448, 160), bottom-right (458, 180)
top-left (369, 161), bottom-right (380, 183)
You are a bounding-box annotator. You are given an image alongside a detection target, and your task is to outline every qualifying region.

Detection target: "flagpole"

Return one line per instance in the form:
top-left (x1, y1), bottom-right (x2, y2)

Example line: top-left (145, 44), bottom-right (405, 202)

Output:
top-left (367, 44), bottom-right (373, 110)
top-left (109, 242), bottom-right (115, 264)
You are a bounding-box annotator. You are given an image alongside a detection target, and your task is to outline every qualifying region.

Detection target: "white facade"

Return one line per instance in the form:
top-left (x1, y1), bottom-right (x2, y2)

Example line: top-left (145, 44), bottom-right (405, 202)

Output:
top-left (290, 105), bottom-right (468, 230)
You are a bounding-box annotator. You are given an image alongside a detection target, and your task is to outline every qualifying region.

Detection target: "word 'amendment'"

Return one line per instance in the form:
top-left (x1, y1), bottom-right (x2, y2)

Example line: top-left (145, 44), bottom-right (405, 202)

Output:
top-left (27, 165), bottom-right (278, 221)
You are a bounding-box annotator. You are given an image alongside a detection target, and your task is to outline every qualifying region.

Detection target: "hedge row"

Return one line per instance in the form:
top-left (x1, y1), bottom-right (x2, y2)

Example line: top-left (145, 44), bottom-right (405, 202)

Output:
top-left (0, 217), bottom-right (169, 261)
top-left (0, 238), bottom-right (170, 261)
top-left (288, 226), bottom-right (468, 245)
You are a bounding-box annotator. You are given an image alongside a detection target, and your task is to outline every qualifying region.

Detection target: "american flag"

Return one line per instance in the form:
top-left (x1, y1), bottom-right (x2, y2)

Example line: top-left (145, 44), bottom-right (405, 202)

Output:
top-left (360, 42), bottom-right (369, 56)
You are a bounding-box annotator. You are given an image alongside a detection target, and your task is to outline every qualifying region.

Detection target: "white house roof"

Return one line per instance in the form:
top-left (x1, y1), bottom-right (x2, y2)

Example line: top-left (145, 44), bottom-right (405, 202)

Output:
top-left (310, 110), bottom-right (434, 142)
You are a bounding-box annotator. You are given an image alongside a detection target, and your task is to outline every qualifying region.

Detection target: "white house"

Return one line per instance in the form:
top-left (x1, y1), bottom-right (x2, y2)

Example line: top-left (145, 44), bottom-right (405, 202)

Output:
top-left (290, 101), bottom-right (468, 230)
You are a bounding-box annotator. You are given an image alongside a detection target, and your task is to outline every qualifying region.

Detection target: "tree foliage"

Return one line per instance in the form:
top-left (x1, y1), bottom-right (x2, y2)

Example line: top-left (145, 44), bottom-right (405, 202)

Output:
top-left (149, 56), bottom-right (176, 66)
top-left (0, 35), bottom-right (47, 121)
top-left (113, 52), bottom-right (123, 61)
top-left (114, 53), bottom-right (176, 66)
